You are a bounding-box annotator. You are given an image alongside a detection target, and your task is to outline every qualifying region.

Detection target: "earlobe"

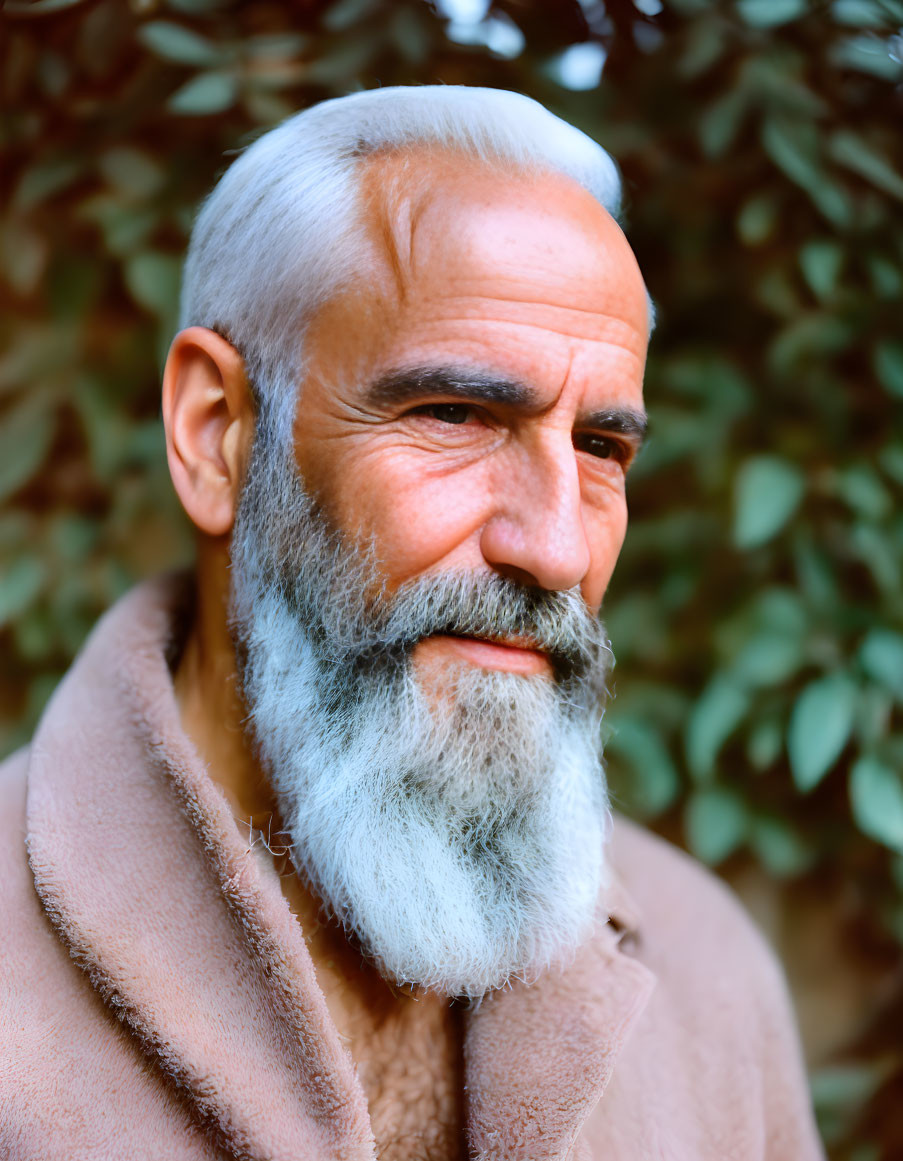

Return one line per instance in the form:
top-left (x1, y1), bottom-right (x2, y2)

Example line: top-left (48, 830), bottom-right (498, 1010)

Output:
top-left (162, 327), bottom-right (254, 538)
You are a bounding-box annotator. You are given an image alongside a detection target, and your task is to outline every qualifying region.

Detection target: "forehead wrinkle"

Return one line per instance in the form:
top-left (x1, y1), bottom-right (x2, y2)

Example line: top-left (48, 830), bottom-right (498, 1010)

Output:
top-left (354, 151), bottom-right (650, 368)
top-left (358, 151), bottom-right (455, 311)
top-left (446, 318), bottom-right (646, 366)
top-left (415, 306), bottom-right (647, 362)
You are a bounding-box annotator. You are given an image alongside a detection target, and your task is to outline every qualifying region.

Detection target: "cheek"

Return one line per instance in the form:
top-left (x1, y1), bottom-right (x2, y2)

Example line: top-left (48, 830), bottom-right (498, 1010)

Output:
top-left (583, 500), bottom-right (628, 609)
top-left (326, 453), bottom-right (494, 585)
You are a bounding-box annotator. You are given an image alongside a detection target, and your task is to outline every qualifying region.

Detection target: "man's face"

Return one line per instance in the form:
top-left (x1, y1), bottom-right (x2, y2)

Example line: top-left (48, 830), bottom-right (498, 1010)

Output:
top-left (228, 156), bottom-right (649, 999)
top-left (292, 157), bottom-right (649, 689)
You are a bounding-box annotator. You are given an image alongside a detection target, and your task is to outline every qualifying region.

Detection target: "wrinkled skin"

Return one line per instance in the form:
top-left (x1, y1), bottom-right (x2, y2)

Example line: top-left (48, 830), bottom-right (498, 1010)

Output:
top-left (163, 153), bottom-right (649, 1160)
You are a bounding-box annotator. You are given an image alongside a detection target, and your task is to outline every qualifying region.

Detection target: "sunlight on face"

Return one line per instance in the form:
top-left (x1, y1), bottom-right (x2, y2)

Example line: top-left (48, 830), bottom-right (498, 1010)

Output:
top-left (230, 157), bottom-right (648, 996)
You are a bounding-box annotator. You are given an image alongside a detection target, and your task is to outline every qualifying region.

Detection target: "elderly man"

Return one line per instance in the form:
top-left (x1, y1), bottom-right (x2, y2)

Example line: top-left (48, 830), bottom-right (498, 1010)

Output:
top-left (1, 87), bottom-right (823, 1160)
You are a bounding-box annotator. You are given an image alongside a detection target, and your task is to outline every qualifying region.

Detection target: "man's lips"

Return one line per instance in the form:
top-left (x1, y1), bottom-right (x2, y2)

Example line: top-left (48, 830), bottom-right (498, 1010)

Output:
top-left (415, 632), bottom-right (553, 676)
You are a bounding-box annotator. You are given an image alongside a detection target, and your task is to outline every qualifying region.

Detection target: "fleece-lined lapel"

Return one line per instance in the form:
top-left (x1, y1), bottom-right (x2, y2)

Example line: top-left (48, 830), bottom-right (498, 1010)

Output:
top-left (26, 575), bottom-right (375, 1161)
top-left (25, 574), bottom-right (653, 1161)
top-left (464, 883), bottom-right (655, 1161)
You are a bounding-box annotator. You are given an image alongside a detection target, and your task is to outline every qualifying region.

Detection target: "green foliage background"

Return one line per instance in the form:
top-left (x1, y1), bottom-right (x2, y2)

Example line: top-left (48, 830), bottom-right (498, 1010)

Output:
top-left (1, 0), bottom-right (901, 1153)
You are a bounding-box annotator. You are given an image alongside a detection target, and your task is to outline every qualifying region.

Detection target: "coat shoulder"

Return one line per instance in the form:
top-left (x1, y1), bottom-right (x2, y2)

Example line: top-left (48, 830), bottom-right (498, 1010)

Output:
top-left (0, 742), bottom-right (83, 1046)
top-left (608, 812), bottom-right (786, 996)
top-left (603, 819), bottom-right (825, 1159)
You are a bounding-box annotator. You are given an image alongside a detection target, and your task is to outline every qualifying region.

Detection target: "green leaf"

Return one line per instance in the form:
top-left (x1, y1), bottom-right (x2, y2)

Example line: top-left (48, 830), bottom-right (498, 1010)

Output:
top-left (878, 443), bottom-right (903, 487)
top-left (699, 90), bottom-right (747, 158)
top-left (78, 195), bottom-right (157, 257)
top-left (667, 0), bottom-right (716, 12)
top-left (98, 147), bottom-right (165, 198)
top-left (12, 157), bottom-right (83, 212)
top-left (244, 33), bottom-right (310, 59)
top-left (243, 91), bottom-right (295, 127)
top-left (800, 240), bottom-right (844, 300)
top-left (49, 515), bottom-right (97, 562)
top-left (13, 607), bottom-right (55, 665)
top-left (754, 266), bottom-right (800, 317)
top-left (0, 556), bottom-right (46, 626)
top-left (873, 340), bottom-right (903, 399)
top-left (167, 71), bottom-right (237, 115)
top-left (606, 717), bottom-right (681, 816)
top-left (788, 674), bottom-right (856, 791)
top-left (761, 119), bottom-right (852, 225)
top-left (731, 632), bottom-right (803, 686)
top-left (829, 129), bottom-right (903, 201)
top-left (811, 1062), bottom-right (890, 1133)
top-left (737, 0), bottom-right (807, 27)
top-left (0, 220), bottom-right (47, 296)
top-left (831, 35), bottom-right (903, 81)
top-left (761, 117), bottom-right (820, 188)
top-left (850, 757), bottom-right (903, 852)
top-left (123, 252), bottom-right (182, 319)
top-left (831, 0), bottom-right (892, 28)
top-left (137, 21), bottom-right (224, 66)
top-left (833, 464), bottom-right (892, 520)
top-left (751, 587), bottom-right (809, 637)
top-left (685, 787), bottom-right (748, 864)
top-left (860, 630), bottom-right (903, 699)
top-left (739, 55), bottom-right (828, 119)
top-left (321, 0), bottom-right (383, 32)
top-left (733, 455), bottom-right (805, 549)
top-left (677, 20), bottom-right (725, 79)
top-left (770, 313), bottom-right (853, 373)
top-left (747, 717), bottom-right (784, 770)
top-left (855, 684), bottom-right (893, 748)
top-left (301, 38), bottom-right (380, 85)
top-left (0, 399), bottom-right (55, 502)
top-left (866, 253), bottom-right (902, 298)
top-left (165, 0), bottom-right (229, 13)
top-left (0, 513), bottom-right (29, 552)
top-left (750, 816), bottom-right (812, 876)
top-left (850, 523), bottom-right (901, 594)
top-left (737, 195), bottom-right (778, 245)
top-left (685, 677), bottom-right (751, 781)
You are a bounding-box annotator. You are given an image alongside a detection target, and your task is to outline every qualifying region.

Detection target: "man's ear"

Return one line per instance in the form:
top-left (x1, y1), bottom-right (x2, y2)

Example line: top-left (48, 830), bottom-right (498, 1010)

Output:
top-left (162, 327), bottom-right (255, 538)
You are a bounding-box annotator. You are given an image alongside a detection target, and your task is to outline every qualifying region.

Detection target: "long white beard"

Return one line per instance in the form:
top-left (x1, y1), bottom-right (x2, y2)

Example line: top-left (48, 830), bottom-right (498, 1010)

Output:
top-left (229, 438), bottom-right (613, 999)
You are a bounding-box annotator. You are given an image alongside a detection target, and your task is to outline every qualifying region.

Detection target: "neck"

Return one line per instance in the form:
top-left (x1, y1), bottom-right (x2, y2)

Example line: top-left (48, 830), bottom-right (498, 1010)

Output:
top-left (174, 540), bottom-right (272, 825)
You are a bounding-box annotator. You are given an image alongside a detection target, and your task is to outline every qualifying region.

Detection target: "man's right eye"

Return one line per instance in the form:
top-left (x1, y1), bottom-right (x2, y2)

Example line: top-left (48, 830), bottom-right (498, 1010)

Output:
top-left (408, 403), bottom-right (474, 425)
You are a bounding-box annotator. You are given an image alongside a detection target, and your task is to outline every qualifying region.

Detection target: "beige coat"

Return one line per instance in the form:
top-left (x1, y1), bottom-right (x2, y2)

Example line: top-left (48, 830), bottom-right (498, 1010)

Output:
top-left (0, 576), bottom-right (824, 1160)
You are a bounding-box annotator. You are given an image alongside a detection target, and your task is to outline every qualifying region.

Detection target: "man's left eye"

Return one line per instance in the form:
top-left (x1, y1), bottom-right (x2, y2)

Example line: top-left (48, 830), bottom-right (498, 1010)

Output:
top-left (409, 403), bottom-right (474, 425)
top-left (573, 432), bottom-right (624, 462)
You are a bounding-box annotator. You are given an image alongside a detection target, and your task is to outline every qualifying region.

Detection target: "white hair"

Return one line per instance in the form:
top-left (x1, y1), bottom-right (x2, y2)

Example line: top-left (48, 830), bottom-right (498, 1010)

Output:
top-left (229, 434), bottom-right (614, 998)
top-left (179, 85), bottom-right (626, 445)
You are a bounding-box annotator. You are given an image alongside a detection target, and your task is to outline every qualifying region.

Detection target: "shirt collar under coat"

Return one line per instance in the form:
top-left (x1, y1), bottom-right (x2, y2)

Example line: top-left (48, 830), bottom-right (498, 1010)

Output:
top-left (25, 574), bottom-right (655, 1161)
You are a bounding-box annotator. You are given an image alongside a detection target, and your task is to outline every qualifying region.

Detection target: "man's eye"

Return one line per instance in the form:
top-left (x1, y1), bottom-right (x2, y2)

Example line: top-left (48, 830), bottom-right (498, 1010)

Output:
top-left (409, 403), bottom-right (474, 425)
top-left (574, 432), bottom-right (624, 462)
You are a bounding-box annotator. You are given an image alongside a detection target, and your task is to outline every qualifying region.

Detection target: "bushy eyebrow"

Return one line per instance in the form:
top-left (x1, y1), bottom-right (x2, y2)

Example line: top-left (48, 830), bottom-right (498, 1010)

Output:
top-left (365, 366), bottom-right (531, 408)
top-left (365, 364), bottom-right (647, 445)
top-left (580, 408), bottom-right (648, 442)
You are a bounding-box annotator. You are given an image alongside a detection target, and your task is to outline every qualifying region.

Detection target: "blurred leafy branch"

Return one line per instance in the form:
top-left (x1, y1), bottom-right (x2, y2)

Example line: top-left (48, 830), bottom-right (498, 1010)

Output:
top-left (1, 0), bottom-right (902, 1154)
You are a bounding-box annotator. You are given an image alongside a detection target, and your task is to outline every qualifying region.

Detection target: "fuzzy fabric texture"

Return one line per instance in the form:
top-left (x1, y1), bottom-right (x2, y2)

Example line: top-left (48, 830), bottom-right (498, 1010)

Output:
top-left (0, 575), bottom-right (824, 1160)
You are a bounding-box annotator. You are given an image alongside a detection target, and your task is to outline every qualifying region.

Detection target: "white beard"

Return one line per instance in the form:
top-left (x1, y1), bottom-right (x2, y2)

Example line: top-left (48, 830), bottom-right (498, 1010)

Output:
top-left (229, 437), bottom-right (613, 999)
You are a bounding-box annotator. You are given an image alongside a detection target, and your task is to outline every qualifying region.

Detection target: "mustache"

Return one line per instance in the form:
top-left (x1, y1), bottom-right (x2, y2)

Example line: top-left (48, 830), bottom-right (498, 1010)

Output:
top-left (328, 570), bottom-right (613, 687)
top-left (233, 450), bottom-right (610, 689)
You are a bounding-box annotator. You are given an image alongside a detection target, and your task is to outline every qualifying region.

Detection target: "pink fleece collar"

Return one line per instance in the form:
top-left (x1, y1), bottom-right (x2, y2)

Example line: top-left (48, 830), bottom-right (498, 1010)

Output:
top-left (26, 574), bottom-right (654, 1161)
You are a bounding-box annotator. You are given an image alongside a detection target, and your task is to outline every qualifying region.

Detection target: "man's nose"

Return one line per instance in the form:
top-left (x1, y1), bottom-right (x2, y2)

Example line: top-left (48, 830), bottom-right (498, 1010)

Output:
top-left (479, 440), bottom-right (592, 593)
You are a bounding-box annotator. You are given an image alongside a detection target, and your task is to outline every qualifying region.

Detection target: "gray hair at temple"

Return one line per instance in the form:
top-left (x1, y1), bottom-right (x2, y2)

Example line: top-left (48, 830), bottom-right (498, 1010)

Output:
top-left (179, 85), bottom-right (638, 448)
